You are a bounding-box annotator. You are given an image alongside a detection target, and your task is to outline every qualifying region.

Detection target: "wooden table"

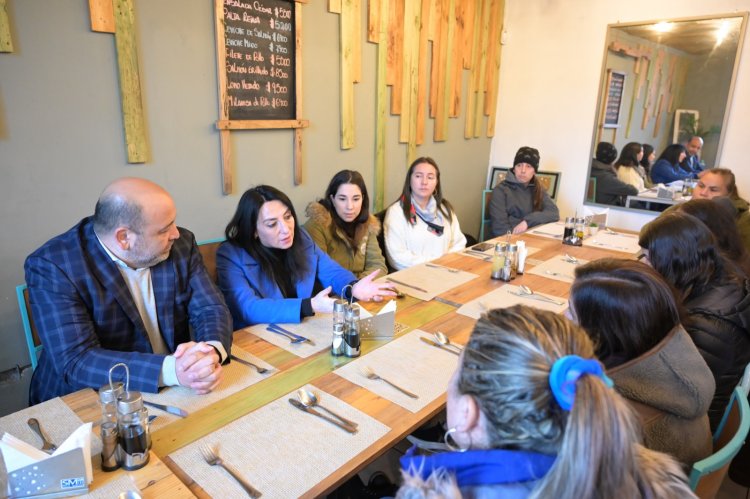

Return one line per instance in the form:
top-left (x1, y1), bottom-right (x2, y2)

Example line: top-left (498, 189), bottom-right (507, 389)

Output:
top-left (48, 231), bottom-right (636, 498)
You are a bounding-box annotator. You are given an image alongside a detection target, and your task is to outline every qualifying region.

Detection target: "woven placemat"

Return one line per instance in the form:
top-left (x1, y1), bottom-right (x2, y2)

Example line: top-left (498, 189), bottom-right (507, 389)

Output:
top-left (334, 329), bottom-right (459, 413)
top-left (86, 473), bottom-right (139, 498)
top-left (377, 263), bottom-right (479, 301)
top-left (527, 255), bottom-right (589, 283)
top-left (143, 348), bottom-right (276, 432)
top-left (0, 397), bottom-right (101, 454)
top-left (456, 283), bottom-right (568, 320)
top-left (244, 313), bottom-right (335, 358)
top-left (169, 384), bottom-right (390, 498)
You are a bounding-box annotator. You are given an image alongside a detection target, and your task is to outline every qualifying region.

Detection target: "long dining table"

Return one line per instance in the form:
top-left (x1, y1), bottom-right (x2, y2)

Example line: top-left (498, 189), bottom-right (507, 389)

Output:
top-left (3, 225), bottom-right (639, 498)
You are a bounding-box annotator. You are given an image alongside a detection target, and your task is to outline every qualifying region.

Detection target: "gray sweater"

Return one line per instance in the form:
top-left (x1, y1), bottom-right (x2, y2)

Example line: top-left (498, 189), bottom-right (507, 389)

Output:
top-left (489, 171), bottom-right (559, 238)
top-left (590, 158), bottom-right (638, 206)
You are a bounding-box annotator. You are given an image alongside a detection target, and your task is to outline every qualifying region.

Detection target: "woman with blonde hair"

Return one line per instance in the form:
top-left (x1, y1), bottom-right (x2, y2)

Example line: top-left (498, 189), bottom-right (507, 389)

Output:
top-left (397, 305), bottom-right (695, 499)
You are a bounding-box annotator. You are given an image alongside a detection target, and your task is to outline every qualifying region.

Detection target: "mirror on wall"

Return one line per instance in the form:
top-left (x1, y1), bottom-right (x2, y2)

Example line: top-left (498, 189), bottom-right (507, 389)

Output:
top-left (586, 13), bottom-right (748, 209)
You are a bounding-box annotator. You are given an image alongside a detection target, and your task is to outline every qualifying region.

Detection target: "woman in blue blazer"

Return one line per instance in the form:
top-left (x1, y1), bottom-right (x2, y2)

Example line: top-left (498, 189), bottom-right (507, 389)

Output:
top-left (650, 144), bottom-right (692, 184)
top-left (217, 185), bottom-right (395, 327)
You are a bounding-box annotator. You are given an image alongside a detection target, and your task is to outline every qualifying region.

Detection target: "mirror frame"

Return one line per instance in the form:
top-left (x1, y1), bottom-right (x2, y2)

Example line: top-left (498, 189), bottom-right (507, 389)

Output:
top-left (585, 12), bottom-right (749, 211)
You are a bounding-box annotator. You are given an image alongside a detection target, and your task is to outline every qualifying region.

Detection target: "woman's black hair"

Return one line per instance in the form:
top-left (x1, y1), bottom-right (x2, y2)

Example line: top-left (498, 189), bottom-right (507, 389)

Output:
top-left (657, 144), bottom-right (687, 166)
top-left (224, 185), bottom-right (308, 284)
top-left (320, 170), bottom-right (370, 236)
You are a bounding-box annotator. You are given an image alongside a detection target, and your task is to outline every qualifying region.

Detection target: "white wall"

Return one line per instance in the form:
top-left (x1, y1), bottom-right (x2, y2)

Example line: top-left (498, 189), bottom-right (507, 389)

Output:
top-left (491, 0), bottom-right (750, 231)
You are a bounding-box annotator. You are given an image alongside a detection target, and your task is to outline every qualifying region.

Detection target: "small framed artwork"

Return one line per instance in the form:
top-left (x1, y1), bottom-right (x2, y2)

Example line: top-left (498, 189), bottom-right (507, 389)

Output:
top-left (486, 166), bottom-right (510, 189)
top-left (603, 70), bottom-right (626, 128)
top-left (673, 109), bottom-right (700, 143)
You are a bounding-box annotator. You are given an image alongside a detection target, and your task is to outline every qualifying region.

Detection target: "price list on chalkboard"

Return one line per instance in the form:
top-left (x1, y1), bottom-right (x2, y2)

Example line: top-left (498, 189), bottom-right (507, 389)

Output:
top-left (221, 0), bottom-right (296, 120)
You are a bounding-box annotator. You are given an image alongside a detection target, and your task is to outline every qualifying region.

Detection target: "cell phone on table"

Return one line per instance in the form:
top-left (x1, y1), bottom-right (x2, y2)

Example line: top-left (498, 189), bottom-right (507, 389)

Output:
top-left (472, 242), bottom-right (494, 252)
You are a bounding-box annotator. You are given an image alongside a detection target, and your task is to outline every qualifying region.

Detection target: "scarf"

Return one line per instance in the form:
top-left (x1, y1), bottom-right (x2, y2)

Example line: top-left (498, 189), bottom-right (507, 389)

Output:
top-left (400, 445), bottom-right (556, 487)
top-left (407, 195), bottom-right (445, 236)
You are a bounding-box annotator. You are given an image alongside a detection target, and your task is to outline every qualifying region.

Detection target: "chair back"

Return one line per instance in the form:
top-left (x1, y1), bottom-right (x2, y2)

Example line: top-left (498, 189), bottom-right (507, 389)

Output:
top-left (689, 386), bottom-right (750, 497)
top-left (197, 238), bottom-right (225, 284)
top-left (587, 177), bottom-right (597, 202)
top-left (16, 284), bottom-right (42, 370)
top-left (479, 190), bottom-right (493, 241)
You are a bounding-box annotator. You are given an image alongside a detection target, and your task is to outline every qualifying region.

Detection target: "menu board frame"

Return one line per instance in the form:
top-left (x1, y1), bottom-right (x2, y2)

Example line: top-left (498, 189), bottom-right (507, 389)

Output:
top-left (214, 0), bottom-right (308, 129)
top-left (603, 69), bottom-right (626, 128)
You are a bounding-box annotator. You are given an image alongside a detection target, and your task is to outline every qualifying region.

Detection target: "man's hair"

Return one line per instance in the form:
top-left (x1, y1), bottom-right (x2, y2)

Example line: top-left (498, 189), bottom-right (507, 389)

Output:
top-left (93, 194), bottom-right (144, 235)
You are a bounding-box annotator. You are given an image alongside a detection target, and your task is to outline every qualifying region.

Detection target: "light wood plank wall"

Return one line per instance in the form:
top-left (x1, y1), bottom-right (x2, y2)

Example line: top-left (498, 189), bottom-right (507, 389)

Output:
top-left (332, 0), bottom-right (504, 209)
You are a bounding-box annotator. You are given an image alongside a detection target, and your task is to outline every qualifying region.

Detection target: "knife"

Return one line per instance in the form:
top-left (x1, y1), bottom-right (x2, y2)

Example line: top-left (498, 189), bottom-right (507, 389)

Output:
top-left (288, 399), bottom-right (357, 433)
top-left (419, 337), bottom-right (460, 355)
top-left (386, 278), bottom-right (428, 294)
top-left (143, 401), bottom-right (188, 418)
top-left (531, 230), bottom-right (562, 238)
top-left (268, 324), bottom-right (316, 346)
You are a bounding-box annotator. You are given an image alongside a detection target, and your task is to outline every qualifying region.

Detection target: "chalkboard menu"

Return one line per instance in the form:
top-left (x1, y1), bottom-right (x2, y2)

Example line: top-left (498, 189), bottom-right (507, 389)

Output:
top-left (218, 0), bottom-right (297, 121)
top-left (603, 70), bottom-right (626, 128)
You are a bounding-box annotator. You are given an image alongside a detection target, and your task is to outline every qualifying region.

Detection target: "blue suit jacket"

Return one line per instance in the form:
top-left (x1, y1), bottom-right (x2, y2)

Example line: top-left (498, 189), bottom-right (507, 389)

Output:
top-left (25, 218), bottom-right (233, 404)
top-left (651, 159), bottom-right (696, 184)
top-left (216, 229), bottom-right (356, 328)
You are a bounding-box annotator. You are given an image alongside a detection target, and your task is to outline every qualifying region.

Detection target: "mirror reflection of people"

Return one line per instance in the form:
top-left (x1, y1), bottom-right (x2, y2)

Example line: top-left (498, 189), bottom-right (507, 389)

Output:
top-left (638, 212), bottom-right (750, 431)
top-left (692, 168), bottom-right (750, 249)
top-left (640, 143), bottom-right (656, 184)
top-left (589, 142), bottom-right (637, 206)
top-left (569, 259), bottom-right (714, 468)
top-left (489, 146), bottom-right (559, 237)
top-left (383, 157), bottom-right (466, 271)
top-left (650, 144), bottom-right (693, 184)
top-left (25, 178), bottom-right (233, 404)
top-left (304, 170), bottom-right (387, 278)
top-left (217, 186), bottom-right (395, 327)
top-left (397, 306), bottom-right (695, 498)
top-left (681, 136), bottom-right (705, 175)
top-left (615, 142), bottom-right (647, 191)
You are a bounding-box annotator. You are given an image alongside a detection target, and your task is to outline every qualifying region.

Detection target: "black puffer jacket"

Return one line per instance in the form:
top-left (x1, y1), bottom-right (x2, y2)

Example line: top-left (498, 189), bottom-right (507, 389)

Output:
top-left (683, 277), bottom-right (750, 430)
top-left (590, 158), bottom-right (638, 206)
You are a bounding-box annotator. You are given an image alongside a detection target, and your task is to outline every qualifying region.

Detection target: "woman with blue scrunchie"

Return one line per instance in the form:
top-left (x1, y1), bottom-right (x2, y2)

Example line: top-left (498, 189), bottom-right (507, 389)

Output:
top-left (396, 305), bottom-right (696, 498)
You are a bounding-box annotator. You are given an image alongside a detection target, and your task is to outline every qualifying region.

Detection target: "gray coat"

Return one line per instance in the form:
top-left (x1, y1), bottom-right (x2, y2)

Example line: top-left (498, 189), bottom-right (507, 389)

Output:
top-left (590, 158), bottom-right (638, 206)
top-left (489, 172), bottom-right (559, 238)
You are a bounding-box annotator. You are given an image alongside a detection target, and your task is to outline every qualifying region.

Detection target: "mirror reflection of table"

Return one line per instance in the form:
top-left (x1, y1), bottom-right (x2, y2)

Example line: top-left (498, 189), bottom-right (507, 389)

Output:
top-left (34, 229), bottom-right (638, 498)
top-left (625, 189), bottom-right (690, 209)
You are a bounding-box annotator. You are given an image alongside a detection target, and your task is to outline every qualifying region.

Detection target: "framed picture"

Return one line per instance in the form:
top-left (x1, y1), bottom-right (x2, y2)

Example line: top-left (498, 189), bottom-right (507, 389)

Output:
top-left (603, 70), bottom-right (626, 128)
top-left (486, 166), bottom-right (561, 200)
top-left (673, 109), bottom-right (700, 143)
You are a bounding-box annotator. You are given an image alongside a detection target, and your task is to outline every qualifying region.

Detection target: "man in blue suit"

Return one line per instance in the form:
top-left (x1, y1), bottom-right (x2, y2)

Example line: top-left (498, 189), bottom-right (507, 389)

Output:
top-left (681, 136), bottom-right (705, 175)
top-left (25, 178), bottom-right (233, 404)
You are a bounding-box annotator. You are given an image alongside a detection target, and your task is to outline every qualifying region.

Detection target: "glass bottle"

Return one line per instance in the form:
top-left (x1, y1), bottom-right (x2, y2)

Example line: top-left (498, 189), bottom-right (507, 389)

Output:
top-left (343, 305), bottom-right (361, 358)
top-left (563, 217), bottom-right (574, 240)
top-left (491, 243), bottom-right (505, 280)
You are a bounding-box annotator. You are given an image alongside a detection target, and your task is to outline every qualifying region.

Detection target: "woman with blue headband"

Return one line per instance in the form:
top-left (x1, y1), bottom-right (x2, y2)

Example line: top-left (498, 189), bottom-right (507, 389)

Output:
top-left (396, 306), bottom-right (695, 498)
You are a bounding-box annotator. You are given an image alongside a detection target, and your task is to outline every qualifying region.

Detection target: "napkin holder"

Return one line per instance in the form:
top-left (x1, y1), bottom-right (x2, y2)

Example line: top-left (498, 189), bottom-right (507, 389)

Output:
top-left (7, 448), bottom-right (88, 498)
top-left (656, 186), bottom-right (676, 199)
top-left (359, 310), bottom-right (395, 340)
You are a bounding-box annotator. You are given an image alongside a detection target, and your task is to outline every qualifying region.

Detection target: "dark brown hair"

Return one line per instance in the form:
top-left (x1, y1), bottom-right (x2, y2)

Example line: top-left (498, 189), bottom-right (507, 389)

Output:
top-left (397, 157), bottom-right (454, 221)
top-left (320, 169), bottom-right (371, 236)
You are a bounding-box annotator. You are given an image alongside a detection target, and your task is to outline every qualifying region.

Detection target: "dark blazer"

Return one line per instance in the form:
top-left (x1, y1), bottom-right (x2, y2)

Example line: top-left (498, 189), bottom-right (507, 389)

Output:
top-left (25, 218), bottom-right (233, 404)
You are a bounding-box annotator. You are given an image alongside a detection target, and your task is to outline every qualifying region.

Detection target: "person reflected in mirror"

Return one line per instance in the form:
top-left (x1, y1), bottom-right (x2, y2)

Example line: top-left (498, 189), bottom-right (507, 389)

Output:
top-left (396, 305), bottom-right (696, 498)
top-left (638, 212), bottom-right (750, 431)
top-left (672, 198), bottom-right (750, 277)
top-left (691, 168), bottom-right (750, 249)
top-left (489, 146), bottom-right (559, 237)
top-left (650, 144), bottom-right (694, 184)
top-left (383, 157), bottom-right (466, 270)
top-left (25, 178), bottom-right (233, 404)
top-left (615, 142), bottom-right (647, 191)
top-left (569, 259), bottom-right (714, 469)
top-left (681, 136), bottom-right (705, 175)
top-left (589, 142), bottom-right (637, 206)
top-left (304, 170), bottom-right (387, 278)
top-left (217, 185), bottom-right (395, 327)
top-left (640, 143), bottom-right (656, 187)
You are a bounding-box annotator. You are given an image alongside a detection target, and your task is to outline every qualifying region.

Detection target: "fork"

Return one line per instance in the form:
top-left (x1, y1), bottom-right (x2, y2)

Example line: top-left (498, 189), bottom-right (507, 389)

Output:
top-left (201, 444), bottom-right (262, 498)
top-left (425, 263), bottom-right (460, 273)
top-left (229, 354), bottom-right (269, 374)
top-left (360, 365), bottom-right (419, 398)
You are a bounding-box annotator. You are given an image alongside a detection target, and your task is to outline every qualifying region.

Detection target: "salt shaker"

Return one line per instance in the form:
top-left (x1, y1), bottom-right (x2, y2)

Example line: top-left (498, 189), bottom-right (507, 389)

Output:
top-left (331, 322), bottom-right (345, 356)
top-left (491, 243), bottom-right (504, 280)
top-left (99, 380), bottom-right (124, 472)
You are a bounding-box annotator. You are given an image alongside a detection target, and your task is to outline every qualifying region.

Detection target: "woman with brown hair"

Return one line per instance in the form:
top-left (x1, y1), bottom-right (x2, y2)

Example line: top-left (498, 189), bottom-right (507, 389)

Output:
top-left (692, 167), bottom-right (750, 249)
top-left (569, 258), bottom-right (714, 467)
top-left (396, 306), bottom-right (695, 498)
top-left (489, 146), bottom-right (559, 237)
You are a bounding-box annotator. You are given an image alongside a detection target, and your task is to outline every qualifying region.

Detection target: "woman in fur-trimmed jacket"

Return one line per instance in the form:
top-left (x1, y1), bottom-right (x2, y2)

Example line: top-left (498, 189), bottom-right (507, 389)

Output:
top-left (304, 170), bottom-right (388, 279)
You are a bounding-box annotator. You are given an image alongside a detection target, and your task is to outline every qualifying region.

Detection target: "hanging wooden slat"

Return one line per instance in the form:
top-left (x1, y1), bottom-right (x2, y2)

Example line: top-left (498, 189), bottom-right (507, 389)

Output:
top-left (428, 0), bottom-right (443, 118)
top-left (435, 0), bottom-right (455, 141)
top-left (405, 2), bottom-right (423, 160)
top-left (653, 94), bottom-right (664, 137)
top-left (328, 0), bottom-right (342, 14)
top-left (464, 0), bottom-right (484, 138)
top-left (340, 0), bottom-right (355, 149)
top-left (449, 1), bottom-right (466, 117)
top-left (113, 0), bottom-right (148, 163)
top-left (473, 0), bottom-right (491, 137)
top-left (461, 1), bottom-right (475, 69)
top-left (399, 0), bottom-right (420, 143)
top-left (367, 0), bottom-right (380, 43)
top-left (374, 0), bottom-right (389, 211)
top-left (294, 2), bottom-right (305, 185)
top-left (387, 0), bottom-right (405, 114)
top-left (88, 0), bottom-right (115, 33)
top-left (415, 0), bottom-right (432, 145)
top-left (351, 0), bottom-right (361, 83)
top-left (485, 0), bottom-right (504, 135)
top-left (484, 0), bottom-right (502, 115)
top-left (0, 0), bottom-right (13, 52)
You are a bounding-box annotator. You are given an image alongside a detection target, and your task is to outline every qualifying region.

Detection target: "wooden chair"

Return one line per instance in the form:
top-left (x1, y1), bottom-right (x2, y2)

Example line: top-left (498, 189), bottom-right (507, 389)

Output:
top-left (479, 190), bottom-right (493, 242)
top-left (16, 284), bottom-right (42, 370)
top-left (587, 177), bottom-right (597, 202)
top-left (689, 386), bottom-right (750, 497)
top-left (197, 237), bottom-right (225, 284)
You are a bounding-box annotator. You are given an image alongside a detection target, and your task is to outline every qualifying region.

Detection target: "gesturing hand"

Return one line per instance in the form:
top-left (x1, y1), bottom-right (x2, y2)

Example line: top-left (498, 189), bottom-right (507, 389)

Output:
top-left (311, 286), bottom-right (335, 313)
top-left (174, 342), bottom-right (223, 394)
top-left (352, 269), bottom-right (398, 302)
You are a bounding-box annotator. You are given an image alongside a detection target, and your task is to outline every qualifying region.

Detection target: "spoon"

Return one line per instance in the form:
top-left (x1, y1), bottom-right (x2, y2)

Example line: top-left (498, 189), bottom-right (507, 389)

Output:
top-left (563, 254), bottom-right (579, 264)
top-left (360, 366), bottom-right (419, 399)
top-left (517, 285), bottom-right (566, 306)
top-left (545, 270), bottom-right (574, 280)
top-left (433, 332), bottom-right (463, 353)
top-left (296, 388), bottom-right (359, 428)
top-left (27, 418), bottom-right (57, 453)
